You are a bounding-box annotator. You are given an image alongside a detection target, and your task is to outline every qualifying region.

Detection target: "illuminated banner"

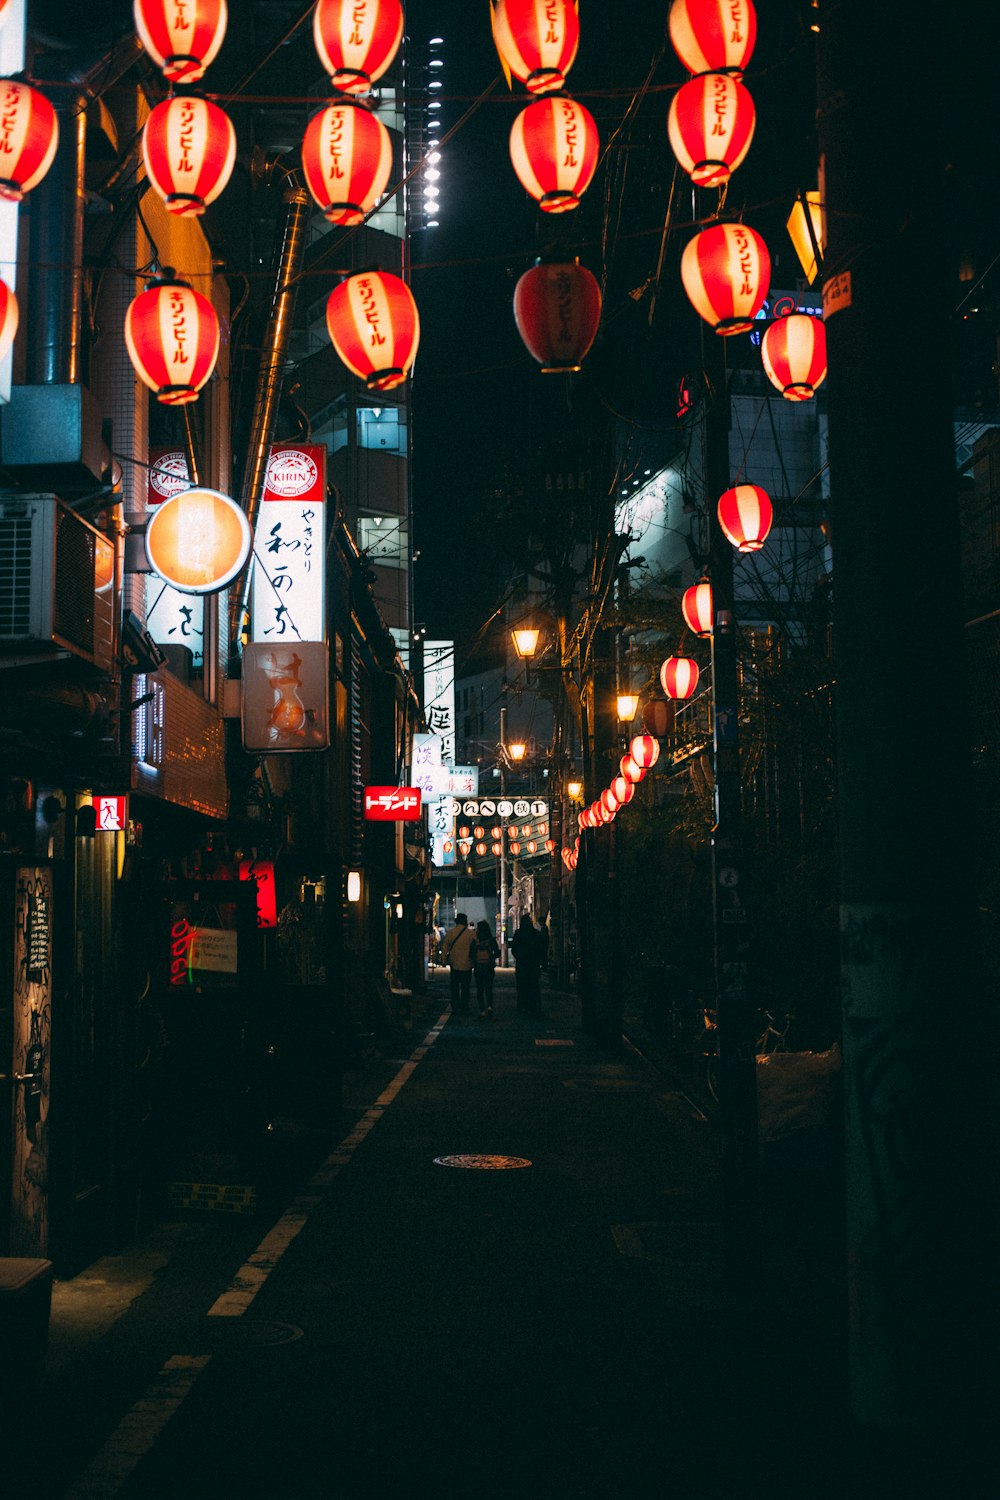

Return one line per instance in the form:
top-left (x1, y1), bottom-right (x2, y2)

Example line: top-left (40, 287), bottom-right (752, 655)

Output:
top-left (145, 575), bottom-right (205, 667)
top-left (364, 786), bottom-right (422, 821)
top-left (242, 641), bottom-right (330, 752)
top-left (424, 640), bottom-right (455, 764)
top-left (145, 488), bottom-right (252, 595)
top-left (251, 444), bottom-right (327, 645)
top-left (93, 795), bottom-right (128, 832)
top-left (239, 858), bottom-right (277, 929)
top-left (451, 796), bottom-right (548, 821)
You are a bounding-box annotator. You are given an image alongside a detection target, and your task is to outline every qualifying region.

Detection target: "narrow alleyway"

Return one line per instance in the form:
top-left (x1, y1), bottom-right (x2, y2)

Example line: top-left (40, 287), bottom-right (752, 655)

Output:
top-left (5, 972), bottom-right (848, 1499)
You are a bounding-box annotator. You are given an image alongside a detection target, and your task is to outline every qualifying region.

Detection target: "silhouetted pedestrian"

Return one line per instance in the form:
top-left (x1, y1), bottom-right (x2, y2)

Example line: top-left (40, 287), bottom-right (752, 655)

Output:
top-left (442, 913), bottom-right (476, 1013)
top-left (473, 919), bottom-right (501, 1018)
top-left (510, 914), bottom-right (545, 1016)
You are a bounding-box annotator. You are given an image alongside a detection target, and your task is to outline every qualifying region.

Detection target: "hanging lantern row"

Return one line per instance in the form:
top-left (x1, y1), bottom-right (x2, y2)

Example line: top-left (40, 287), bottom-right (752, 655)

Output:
top-left (134, 0), bottom-right (228, 84)
top-left (576, 736), bottom-right (661, 840)
top-left (313, 0), bottom-right (404, 95)
top-left (668, 0), bottom-right (757, 79)
top-left (513, 259), bottom-right (601, 373)
top-left (509, 94), bottom-right (599, 213)
top-left (492, 0), bottom-right (580, 96)
top-left (0, 80), bottom-right (59, 202)
top-left (667, 73), bottom-right (755, 188)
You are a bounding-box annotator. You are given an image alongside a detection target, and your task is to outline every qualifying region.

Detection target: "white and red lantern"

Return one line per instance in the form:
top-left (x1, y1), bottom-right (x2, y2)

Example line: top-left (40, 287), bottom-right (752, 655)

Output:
top-left (513, 259), bottom-right (601, 373)
top-left (601, 787), bottom-right (620, 816)
top-left (134, 0), bottom-right (228, 83)
top-left (620, 753), bottom-right (645, 784)
top-left (0, 81), bottom-right (59, 202)
top-left (142, 96), bottom-right (235, 217)
top-left (545, 837), bottom-right (556, 852)
top-left (302, 101), bottom-right (392, 225)
top-left (668, 0), bottom-right (757, 78)
top-left (761, 312), bottom-right (827, 401)
top-left (124, 275), bottom-right (220, 405)
top-left (491, 0), bottom-right (580, 95)
top-left (326, 271), bottom-right (420, 391)
top-left (681, 221), bottom-right (770, 335)
top-left (313, 0), bottom-right (404, 94)
top-left (0, 277), bottom-right (18, 358)
top-left (509, 95), bottom-right (598, 213)
top-left (682, 580), bottom-right (713, 637)
top-left (611, 775), bottom-right (636, 806)
top-left (668, 74), bottom-right (755, 188)
top-left (660, 656), bottom-right (700, 700)
top-left (630, 734), bottom-right (660, 770)
top-left (642, 699), bottom-right (675, 738)
top-left (717, 483), bottom-right (773, 551)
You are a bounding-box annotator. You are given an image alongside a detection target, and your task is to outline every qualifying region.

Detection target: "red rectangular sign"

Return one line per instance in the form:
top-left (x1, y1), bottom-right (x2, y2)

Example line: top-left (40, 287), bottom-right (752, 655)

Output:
top-left (93, 795), bottom-right (128, 832)
top-left (238, 859), bottom-right (277, 929)
top-left (364, 787), bottom-right (422, 822)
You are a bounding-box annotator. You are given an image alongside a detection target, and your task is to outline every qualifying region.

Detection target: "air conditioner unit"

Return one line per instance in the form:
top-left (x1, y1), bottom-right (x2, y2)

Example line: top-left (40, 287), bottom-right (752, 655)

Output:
top-left (0, 496), bottom-right (115, 672)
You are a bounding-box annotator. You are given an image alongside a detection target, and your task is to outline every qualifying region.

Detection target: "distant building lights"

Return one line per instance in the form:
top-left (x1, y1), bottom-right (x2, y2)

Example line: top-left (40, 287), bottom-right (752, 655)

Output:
top-left (425, 167), bottom-right (440, 181)
top-left (428, 150), bottom-right (441, 163)
top-left (429, 80), bottom-right (442, 88)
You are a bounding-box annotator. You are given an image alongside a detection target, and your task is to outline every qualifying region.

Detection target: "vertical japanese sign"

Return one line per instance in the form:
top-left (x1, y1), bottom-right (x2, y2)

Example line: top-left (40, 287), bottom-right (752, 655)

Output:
top-left (424, 640), bottom-right (455, 765)
top-left (251, 445), bottom-right (327, 644)
top-left (242, 641), bottom-right (330, 752)
top-left (144, 449), bottom-right (205, 666)
top-left (12, 865), bottom-right (52, 1256)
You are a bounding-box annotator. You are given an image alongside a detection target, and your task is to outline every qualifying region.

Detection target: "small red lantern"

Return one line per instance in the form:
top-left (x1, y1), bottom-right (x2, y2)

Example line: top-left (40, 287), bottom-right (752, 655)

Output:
top-left (513, 259), bottom-right (601, 373)
top-left (313, 0), bottom-right (404, 94)
top-left (0, 278), bottom-right (18, 358)
top-left (134, 0), bottom-right (228, 83)
top-left (545, 837), bottom-right (556, 852)
top-left (668, 0), bottom-right (757, 78)
top-left (459, 840), bottom-right (471, 856)
top-left (326, 271), bottom-right (420, 391)
top-left (492, 841), bottom-right (502, 855)
top-left (492, 0), bottom-right (580, 95)
top-left (642, 700), bottom-right (675, 738)
top-left (601, 787), bottom-right (620, 815)
top-left (0, 81), bottom-right (59, 202)
top-left (682, 580), bottom-right (713, 637)
top-left (681, 222), bottom-right (770, 335)
top-left (302, 101), bottom-right (392, 226)
top-left (458, 825), bottom-right (471, 839)
top-left (611, 775), bottom-right (636, 806)
top-left (474, 826), bottom-right (486, 840)
top-left (510, 841), bottom-right (522, 855)
top-left (124, 274), bottom-right (220, 405)
top-left (717, 483), bottom-right (773, 552)
top-left (142, 96), bottom-right (235, 217)
top-left (660, 656), bottom-right (700, 700)
top-left (569, 850), bottom-right (578, 870)
top-left (476, 841), bottom-right (488, 856)
top-left (492, 826), bottom-right (502, 839)
top-left (668, 74), bottom-right (755, 188)
top-left (630, 735), bottom-right (660, 770)
top-left (509, 95), bottom-right (599, 213)
top-left (620, 754), bottom-right (645, 784)
top-left (761, 313), bottom-right (827, 401)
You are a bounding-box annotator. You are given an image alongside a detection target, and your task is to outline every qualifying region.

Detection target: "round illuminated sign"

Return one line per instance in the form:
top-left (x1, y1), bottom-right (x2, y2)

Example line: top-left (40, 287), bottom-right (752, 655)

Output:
top-left (266, 447), bottom-right (319, 497)
top-left (145, 487), bottom-right (252, 595)
top-left (149, 450), bottom-right (191, 503)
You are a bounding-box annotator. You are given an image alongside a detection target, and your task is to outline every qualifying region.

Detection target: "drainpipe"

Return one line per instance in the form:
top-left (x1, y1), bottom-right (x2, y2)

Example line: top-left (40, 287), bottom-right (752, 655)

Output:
top-left (230, 175), bottom-right (312, 650)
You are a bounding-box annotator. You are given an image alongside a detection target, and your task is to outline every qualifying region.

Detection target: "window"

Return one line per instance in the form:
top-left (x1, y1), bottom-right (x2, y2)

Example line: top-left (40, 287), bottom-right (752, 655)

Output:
top-left (357, 406), bottom-right (406, 455)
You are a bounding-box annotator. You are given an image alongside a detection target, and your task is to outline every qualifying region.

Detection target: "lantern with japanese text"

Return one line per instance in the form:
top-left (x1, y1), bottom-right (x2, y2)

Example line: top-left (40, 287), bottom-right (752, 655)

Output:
top-left (642, 699), bottom-right (675, 738)
top-left (134, 0), bottom-right (228, 83)
top-left (668, 0), bottom-right (757, 78)
top-left (0, 277), bottom-right (18, 358)
top-left (492, 0), bottom-right (580, 95)
top-left (513, 259), bottom-right (601, 373)
top-left (717, 483), bottom-right (773, 551)
top-left (660, 656), bottom-right (700, 699)
top-left (620, 753), bottom-right (645, 784)
top-left (668, 74), bottom-right (755, 188)
top-left (326, 271), bottom-right (420, 390)
top-left (630, 734), bottom-right (660, 770)
top-left (142, 96), bottom-right (236, 216)
top-left (761, 312), bottom-right (827, 401)
top-left (313, 0), bottom-right (404, 94)
top-left (509, 95), bottom-right (598, 213)
top-left (0, 81), bottom-right (59, 202)
top-left (611, 775), bottom-right (636, 806)
top-left (681, 222), bottom-right (770, 335)
top-left (124, 274), bottom-right (220, 405)
top-left (303, 100), bottom-right (393, 224)
top-left (682, 580), bottom-right (713, 637)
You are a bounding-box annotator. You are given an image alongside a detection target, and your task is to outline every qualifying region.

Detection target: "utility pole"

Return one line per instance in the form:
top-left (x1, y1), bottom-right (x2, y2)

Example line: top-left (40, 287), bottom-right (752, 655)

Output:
top-left (817, 2), bottom-right (995, 1483)
top-left (498, 703), bottom-right (509, 963)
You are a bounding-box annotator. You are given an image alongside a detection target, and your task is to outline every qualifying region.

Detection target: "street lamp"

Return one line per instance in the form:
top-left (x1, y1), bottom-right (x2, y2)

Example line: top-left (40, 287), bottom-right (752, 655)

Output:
top-left (567, 778), bottom-right (583, 800)
top-left (511, 626), bottom-right (540, 659)
top-left (616, 692), bottom-right (639, 723)
top-left (507, 739), bottom-right (527, 762)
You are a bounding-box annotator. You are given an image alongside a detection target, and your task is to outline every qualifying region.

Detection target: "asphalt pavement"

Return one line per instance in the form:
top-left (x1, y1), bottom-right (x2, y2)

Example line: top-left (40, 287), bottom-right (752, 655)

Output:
top-left (4, 968), bottom-right (851, 1499)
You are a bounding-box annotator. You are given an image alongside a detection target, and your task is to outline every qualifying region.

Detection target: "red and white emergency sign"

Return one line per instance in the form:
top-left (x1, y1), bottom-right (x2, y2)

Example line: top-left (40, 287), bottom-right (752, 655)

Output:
top-left (363, 786), bottom-right (422, 821)
top-left (93, 795), bottom-right (128, 832)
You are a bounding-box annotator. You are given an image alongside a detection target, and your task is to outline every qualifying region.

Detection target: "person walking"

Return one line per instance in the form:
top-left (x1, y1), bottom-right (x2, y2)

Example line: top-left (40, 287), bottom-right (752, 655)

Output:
top-left (510, 913), bottom-right (545, 1016)
top-left (473, 919), bottom-right (501, 1019)
top-left (442, 912), bottom-right (477, 1014)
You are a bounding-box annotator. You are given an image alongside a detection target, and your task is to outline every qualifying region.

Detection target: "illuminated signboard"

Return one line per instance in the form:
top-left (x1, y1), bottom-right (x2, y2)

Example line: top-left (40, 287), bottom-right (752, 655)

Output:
top-left (238, 858), bottom-right (277, 929)
top-left (424, 640), bottom-right (455, 764)
top-left (242, 641), bottom-right (330, 752)
top-left (146, 447), bottom-right (191, 506)
top-left (364, 786), bottom-right (422, 821)
top-left (251, 444), bottom-right (327, 644)
top-left (93, 795), bottom-right (128, 832)
top-left (145, 488), bottom-right (252, 595)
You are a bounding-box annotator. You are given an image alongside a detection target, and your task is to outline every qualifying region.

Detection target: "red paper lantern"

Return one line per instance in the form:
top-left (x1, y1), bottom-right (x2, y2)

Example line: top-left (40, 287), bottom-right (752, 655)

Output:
top-left (717, 483), bottom-right (773, 551)
top-left (611, 775), bottom-right (636, 805)
top-left (510, 841), bottom-right (521, 854)
top-left (0, 81), bottom-right (59, 202)
top-left (509, 95), bottom-right (598, 213)
top-left (545, 837), bottom-right (556, 852)
top-left (303, 101), bottom-right (392, 225)
top-left (458, 824), bottom-right (471, 839)
top-left (134, 0), bottom-right (228, 83)
top-left (0, 278), bottom-right (18, 358)
top-left (569, 850), bottom-right (578, 869)
top-left (630, 734), bottom-right (660, 770)
top-left (476, 841), bottom-right (488, 856)
top-left (668, 74), bottom-right (755, 188)
top-left (660, 656), bottom-right (700, 699)
top-left (492, 0), bottom-right (580, 95)
top-left (142, 96), bottom-right (235, 217)
top-left (474, 825), bottom-right (486, 839)
top-left (682, 580), bottom-right (713, 637)
top-left (313, 0), bottom-right (403, 94)
top-left (601, 787), bottom-right (620, 815)
top-left (761, 313), bottom-right (827, 401)
top-left (681, 222), bottom-right (770, 335)
top-left (620, 754), bottom-right (645, 784)
top-left (124, 275), bottom-right (220, 405)
top-left (491, 842), bottom-right (502, 855)
top-left (668, 0), bottom-right (757, 78)
top-left (326, 271), bottom-right (420, 391)
top-left (513, 259), bottom-right (601, 373)
top-left (642, 699), bottom-right (675, 738)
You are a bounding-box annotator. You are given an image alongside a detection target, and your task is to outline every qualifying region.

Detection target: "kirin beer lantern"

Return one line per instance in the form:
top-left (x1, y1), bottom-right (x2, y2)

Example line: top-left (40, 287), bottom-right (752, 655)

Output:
top-left (124, 274), bottom-right (221, 405)
top-left (681, 221), bottom-right (770, 335)
top-left (491, 0), bottom-right (580, 95)
top-left (668, 0), bottom-right (757, 78)
top-left (761, 312), bottom-right (828, 401)
top-left (668, 74), bottom-right (755, 187)
top-left (717, 483), bottom-right (773, 551)
top-left (0, 81), bottom-right (59, 202)
top-left (134, 0), bottom-right (228, 83)
top-left (313, 0), bottom-right (404, 94)
top-left (513, 259), bottom-right (601, 372)
top-left (142, 96), bottom-right (236, 216)
top-left (326, 271), bottom-right (420, 390)
top-left (509, 95), bottom-right (599, 212)
top-left (302, 100), bottom-right (393, 225)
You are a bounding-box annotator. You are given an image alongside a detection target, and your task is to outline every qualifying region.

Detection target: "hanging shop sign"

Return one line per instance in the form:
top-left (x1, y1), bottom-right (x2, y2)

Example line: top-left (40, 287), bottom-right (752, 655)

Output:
top-left (93, 794), bottom-right (128, 832)
top-left (145, 487), bottom-right (252, 594)
top-left (364, 786), bottom-right (422, 821)
top-left (146, 447), bottom-right (191, 506)
top-left (251, 444), bottom-right (327, 644)
top-left (450, 796), bottom-right (548, 821)
top-left (423, 640), bottom-right (455, 764)
top-left (242, 641), bottom-right (330, 752)
top-left (238, 858), bottom-right (277, 929)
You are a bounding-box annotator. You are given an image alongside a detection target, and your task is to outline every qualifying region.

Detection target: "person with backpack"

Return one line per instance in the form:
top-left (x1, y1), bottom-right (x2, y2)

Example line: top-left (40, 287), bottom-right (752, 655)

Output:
top-left (442, 912), bottom-right (477, 1014)
top-left (473, 919), bottom-right (501, 1019)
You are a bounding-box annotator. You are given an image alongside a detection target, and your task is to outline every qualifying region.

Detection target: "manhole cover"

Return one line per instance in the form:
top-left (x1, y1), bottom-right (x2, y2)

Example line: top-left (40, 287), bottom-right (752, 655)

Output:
top-left (433, 1154), bottom-right (532, 1170)
top-left (202, 1319), bottom-right (304, 1349)
top-left (535, 1039), bottom-right (574, 1047)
